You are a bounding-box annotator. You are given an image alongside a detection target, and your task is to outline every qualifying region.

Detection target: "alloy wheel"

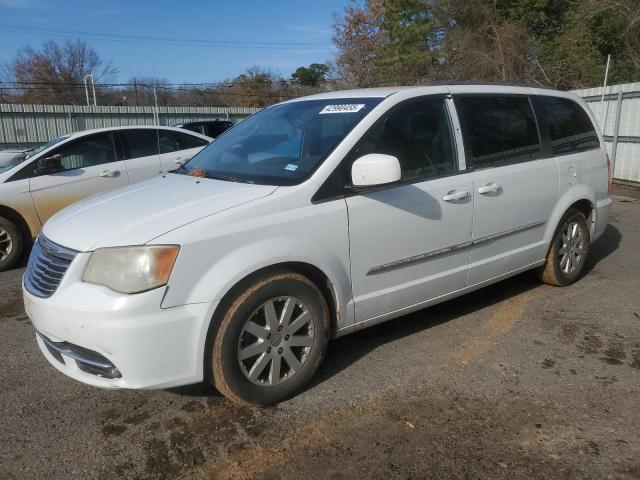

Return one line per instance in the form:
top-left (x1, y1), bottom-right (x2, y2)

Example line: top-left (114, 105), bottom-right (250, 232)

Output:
top-left (558, 220), bottom-right (586, 275)
top-left (237, 296), bottom-right (314, 386)
top-left (0, 227), bottom-right (13, 263)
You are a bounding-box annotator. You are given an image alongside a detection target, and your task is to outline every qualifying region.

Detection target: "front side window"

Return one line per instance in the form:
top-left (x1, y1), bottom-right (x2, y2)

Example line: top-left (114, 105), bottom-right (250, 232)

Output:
top-left (179, 98), bottom-right (382, 185)
top-left (346, 97), bottom-right (457, 184)
top-left (533, 96), bottom-right (600, 155)
top-left (40, 133), bottom-right (117, 174)
top-left (119, 129), bottom-right (159, 159)
top-left (456, 96), bottom-right (541, 168)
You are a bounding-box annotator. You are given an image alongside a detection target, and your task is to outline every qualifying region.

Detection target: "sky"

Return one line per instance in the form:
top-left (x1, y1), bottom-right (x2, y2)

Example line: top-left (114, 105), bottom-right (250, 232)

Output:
top-left (0, 0), bottom-right (350, 84)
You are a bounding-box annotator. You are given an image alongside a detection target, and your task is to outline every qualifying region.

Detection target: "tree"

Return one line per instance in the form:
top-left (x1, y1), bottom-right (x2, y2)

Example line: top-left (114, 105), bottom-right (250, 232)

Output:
top-left (2, 40), bottom-right (117, 105)
top-left (333, 0), bottom-right (388, 87)
top-left (332, 0), bottom-right (639, 89)
top-left (291, 63), bottom-right (330, 86)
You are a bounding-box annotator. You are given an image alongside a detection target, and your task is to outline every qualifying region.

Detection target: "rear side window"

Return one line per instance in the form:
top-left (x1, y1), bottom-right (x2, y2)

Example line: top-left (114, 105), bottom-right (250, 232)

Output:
top-left (158, 130), bottom-right (180, 154)
top-left (533, 96), bottom-right (600, 155)
top-left (119, 129), bottom-right (159, 159)
top-left (456, 96), bottom-right (541, 168)
top-left (171, 131), bottom-right (209, 149)
top-left (348, 97), bottom-right (457, 183)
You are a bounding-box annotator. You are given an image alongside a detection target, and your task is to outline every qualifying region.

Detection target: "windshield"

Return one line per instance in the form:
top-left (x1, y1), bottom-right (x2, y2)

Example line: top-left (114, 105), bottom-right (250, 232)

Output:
top-left (25, 135), bottom-right (69, 160)
top-left (178, 98), bottom-right (382, 185)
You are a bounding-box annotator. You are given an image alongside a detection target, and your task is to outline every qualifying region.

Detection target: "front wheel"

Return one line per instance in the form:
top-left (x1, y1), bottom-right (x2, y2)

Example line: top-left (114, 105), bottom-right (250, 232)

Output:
top-left (538, 209), bottom-right (590, 286)
top-left (0, 216), bottom-right (23, 272)
top-left (211, 272), bottom-right (330, 406)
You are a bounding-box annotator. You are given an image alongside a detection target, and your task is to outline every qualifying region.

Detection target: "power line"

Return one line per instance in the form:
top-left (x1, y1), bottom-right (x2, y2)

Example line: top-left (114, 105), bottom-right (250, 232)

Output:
top-left (0, 23), bottom-right (333, 51)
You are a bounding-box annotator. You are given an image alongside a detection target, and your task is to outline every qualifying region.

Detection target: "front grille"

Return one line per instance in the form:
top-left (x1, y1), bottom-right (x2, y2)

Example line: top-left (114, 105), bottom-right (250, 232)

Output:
top-left (24, 236), bottom-right (77, 298)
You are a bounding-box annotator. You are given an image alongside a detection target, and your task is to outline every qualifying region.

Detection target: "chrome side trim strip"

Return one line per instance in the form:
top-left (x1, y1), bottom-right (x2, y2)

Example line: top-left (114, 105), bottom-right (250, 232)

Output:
top-left (367, 241), bottom-right (472, 275)
top-left (471, 221), bottom-right (545, 247)
top-left (366, 221), bottom-right (545, 276)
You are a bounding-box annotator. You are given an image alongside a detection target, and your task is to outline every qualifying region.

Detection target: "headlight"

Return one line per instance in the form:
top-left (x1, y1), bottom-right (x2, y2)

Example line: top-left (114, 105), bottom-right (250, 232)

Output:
top-left (82, 245), bottom-right (180, 294)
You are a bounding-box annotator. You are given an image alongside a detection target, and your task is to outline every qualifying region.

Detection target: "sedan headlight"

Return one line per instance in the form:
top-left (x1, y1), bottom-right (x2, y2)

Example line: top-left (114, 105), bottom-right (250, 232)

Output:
top-left (82, 245), bottom-right (180, 294)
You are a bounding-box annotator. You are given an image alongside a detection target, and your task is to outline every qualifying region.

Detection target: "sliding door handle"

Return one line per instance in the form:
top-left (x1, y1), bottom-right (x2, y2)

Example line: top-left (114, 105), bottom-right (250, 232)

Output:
top-left (477, 183), bottom-right (501, 194)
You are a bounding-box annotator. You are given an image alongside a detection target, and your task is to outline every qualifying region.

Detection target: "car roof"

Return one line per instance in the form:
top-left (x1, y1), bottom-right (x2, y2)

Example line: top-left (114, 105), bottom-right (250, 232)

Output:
top-left (65, 125), bottom-right (212, 141)
top-left (284, 82), bottom-right (568, 103)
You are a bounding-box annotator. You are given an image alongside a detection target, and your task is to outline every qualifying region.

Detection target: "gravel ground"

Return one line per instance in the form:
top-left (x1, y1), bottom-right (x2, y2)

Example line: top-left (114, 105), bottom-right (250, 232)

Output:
top-left (1, 195), bottom-right (639, 480)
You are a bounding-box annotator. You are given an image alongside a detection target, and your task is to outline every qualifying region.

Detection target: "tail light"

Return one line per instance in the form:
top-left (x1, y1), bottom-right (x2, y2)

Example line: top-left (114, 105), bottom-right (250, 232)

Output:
top-left (606, 153), bottom-right (612, 193)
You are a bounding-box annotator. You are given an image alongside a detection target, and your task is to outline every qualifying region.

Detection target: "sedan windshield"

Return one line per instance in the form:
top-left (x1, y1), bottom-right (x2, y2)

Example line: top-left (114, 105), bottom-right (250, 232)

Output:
top-left (178, 98), bottom-right (382, 185)
top-left (26, 135), bottom-right (69, 159)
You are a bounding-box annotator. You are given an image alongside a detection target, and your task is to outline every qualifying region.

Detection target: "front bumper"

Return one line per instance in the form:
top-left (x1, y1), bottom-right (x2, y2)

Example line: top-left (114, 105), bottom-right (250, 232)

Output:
top-left (23, 253), bottom-right (215, 389)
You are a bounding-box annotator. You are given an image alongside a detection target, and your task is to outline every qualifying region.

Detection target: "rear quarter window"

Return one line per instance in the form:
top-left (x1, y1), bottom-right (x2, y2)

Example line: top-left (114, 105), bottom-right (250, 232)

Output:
top-left (533, 96), bottom-right (600, 156)
top-left (171, 131), bottom-right (209, 150)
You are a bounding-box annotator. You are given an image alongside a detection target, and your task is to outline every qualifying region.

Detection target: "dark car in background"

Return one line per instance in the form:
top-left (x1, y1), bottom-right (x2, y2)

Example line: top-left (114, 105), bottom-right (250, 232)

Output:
top-left (174, 120), bottom-right (233, 139)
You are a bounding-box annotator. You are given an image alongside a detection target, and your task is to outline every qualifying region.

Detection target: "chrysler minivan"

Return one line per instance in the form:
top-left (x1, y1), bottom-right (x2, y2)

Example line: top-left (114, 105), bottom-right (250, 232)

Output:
top-left (23, 84), bottom-right (611, 405)
top-left (0, 126), bottom-right (211, 271)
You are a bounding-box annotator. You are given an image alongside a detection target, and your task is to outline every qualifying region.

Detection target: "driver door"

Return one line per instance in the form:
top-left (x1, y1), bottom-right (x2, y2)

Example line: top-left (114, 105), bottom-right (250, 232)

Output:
top-left (29, 132), bottom-right (129, 223)
top-left (345, 96), bottom-right (473, 322)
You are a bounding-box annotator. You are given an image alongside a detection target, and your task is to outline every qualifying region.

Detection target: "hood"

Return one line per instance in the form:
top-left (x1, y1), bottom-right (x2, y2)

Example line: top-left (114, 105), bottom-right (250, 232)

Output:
top-left (43, 174), bottom-right (277, 251)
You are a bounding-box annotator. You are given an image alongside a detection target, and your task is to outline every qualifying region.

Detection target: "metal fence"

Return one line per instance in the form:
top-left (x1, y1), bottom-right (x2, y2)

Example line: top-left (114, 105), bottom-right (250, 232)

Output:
top-left (573, 82), bottom-right (640, 184)
top-left (0, 104), bottom-right (260, 149)
top-left (2, 85), bottom-right (639, 184)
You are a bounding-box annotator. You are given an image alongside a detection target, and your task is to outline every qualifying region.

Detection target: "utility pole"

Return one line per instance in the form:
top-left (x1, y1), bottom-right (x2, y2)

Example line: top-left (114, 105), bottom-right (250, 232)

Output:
top-left (153, 81), bottom-right (159, 124)
top-left (134, 77), bottom-right (139, 106)
top-left (84, 74), bottom-right (97, 106)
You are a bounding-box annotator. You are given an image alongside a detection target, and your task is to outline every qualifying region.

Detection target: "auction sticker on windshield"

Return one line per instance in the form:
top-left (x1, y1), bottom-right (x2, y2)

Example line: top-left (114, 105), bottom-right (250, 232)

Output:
top-left (319, 104), bottom-right (366, 114)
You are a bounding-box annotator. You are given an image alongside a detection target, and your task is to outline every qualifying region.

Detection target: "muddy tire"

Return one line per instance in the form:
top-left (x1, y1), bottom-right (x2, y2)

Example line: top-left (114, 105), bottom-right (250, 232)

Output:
top-left (211, 271), bottom-right (330, 406)
top-left (537, 209), bottom-right (590, 287)
top-left (0, 216), bottom-right (23, 272)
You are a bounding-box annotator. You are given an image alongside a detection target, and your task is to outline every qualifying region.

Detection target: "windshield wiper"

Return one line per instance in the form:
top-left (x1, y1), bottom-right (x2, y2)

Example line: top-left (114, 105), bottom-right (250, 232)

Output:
top-left (205, 173), bottom-right (248, 183)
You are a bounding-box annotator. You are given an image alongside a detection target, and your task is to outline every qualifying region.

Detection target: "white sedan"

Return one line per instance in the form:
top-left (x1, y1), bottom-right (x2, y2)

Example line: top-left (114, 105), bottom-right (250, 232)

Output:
top-left (0, 126), bottom-right (211, 270)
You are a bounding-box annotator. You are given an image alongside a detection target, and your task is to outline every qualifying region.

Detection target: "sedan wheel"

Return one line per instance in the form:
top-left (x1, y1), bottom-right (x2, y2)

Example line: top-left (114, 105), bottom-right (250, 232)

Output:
top-left (0, 217), bottom-right (23, 272)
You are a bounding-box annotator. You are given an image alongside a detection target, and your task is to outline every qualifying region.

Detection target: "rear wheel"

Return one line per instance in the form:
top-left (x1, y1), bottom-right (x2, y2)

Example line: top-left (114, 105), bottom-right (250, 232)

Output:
top-left (211, 272), bottom-right (330, 406)
top-left (538, 209), bottom-right (590, 286)
top-left (0, 216), bottom-right (23, 272)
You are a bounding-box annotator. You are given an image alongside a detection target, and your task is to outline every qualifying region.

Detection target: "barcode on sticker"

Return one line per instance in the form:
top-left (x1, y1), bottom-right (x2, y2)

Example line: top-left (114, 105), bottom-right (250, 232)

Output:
top-left (319, 104), bottom-right (366, 114)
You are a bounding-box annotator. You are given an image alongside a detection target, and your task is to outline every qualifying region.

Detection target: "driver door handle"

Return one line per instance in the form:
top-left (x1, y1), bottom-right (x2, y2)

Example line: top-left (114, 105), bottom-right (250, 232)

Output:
top-left (100, 169), bottom-right (120, 178)
top-left (442, 190), bottom-right (470, 202)
top-left (477, 182), bottom-right (502, 194)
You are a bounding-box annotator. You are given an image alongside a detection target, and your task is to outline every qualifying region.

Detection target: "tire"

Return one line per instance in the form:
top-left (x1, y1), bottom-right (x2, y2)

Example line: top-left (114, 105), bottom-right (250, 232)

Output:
top-left (538, 208), bottom-right (590, 287)
top-left (0, 216), bottom-right (23, 272)
top-left (211, 271), bottom-right (330, 406)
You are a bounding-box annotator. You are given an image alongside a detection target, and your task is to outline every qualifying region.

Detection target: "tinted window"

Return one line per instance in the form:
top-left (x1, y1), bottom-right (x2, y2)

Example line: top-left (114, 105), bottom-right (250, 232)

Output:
top-left (49, 133), bottom-right (116, 173)
top-left (457, 96), bottom-right (541, 167)
top-left (206, 122), bottom-right (231, 138)
top-left (534, 96), bottom-right (600, 155)
top-left (181, 123), bottom-right (206, 135)
top-left (158, 130), bottom-right (181, 154)
top-left (119, 129), bottom-right (159, 159)
top-left (172, 131), bottom-right (209, 149)
top-left (348, 98), bottom-right (457, 183)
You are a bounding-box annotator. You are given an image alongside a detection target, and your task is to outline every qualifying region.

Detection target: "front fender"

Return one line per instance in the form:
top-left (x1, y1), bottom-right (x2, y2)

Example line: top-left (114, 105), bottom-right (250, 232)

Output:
top-left (157, 196), bottom-right (354, 329)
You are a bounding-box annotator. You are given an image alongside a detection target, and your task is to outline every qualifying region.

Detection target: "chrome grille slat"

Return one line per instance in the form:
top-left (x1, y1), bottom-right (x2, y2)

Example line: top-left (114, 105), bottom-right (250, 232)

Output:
top-left (24, 236), bottom-right (78, 298)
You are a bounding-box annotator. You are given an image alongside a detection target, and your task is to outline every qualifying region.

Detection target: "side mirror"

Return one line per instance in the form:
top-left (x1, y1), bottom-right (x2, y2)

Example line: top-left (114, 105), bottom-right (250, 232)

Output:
top-left (35, 154), bottom-right (63, 176)
top-left (351, 154), bottom-right (401, 188)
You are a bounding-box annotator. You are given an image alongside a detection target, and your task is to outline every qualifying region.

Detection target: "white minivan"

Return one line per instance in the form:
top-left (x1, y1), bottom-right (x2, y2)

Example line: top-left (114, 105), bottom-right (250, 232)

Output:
top-left (23, 84), bottom-right (612, 406)
top-left (0, 126), bottom-right (211, 271)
